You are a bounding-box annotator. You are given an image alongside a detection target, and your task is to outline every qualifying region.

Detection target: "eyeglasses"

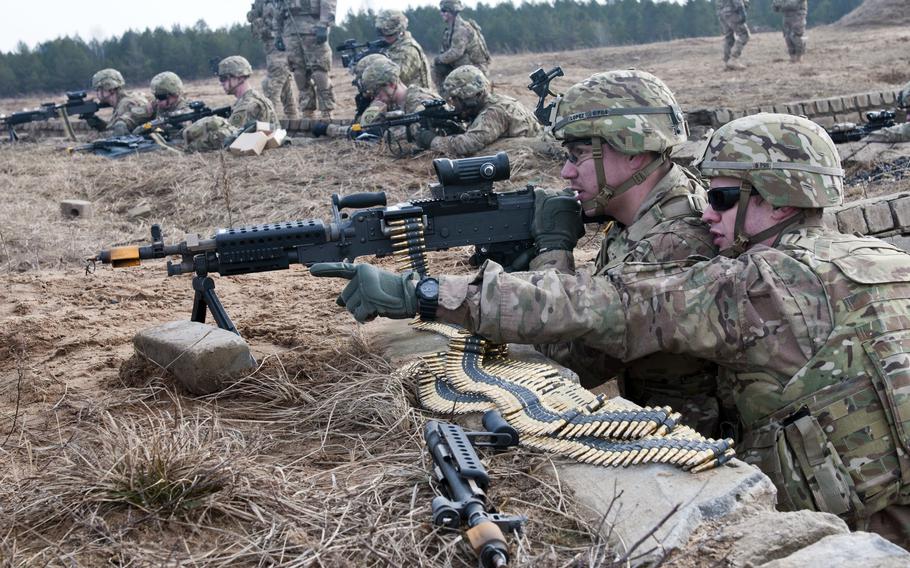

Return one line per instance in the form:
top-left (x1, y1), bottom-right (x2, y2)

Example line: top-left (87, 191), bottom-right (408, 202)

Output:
top-left (218, 75), bottom-right (231, 83)
top-left (154, 93), bottom-right (170, 101)
top-left (707, 186), bottom-right (758, 211)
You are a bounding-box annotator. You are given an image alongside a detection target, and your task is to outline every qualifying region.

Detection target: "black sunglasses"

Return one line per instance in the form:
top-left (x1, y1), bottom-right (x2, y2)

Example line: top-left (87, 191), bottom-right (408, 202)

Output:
top-left (707, 186), bottom-right (758, 211)
top-left (218, 75), bottom-right (231, 82)
top-left (154, 93), bottom-right (170, 101)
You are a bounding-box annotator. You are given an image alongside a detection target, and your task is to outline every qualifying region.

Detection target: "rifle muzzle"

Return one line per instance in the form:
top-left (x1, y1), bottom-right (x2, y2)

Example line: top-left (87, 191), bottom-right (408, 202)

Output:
top-left (95, 246), bottom-right (141, 268)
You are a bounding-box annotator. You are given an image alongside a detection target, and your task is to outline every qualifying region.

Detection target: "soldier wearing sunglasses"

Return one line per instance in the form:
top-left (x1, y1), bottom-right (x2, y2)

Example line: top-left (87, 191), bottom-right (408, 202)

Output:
top-left (149, 71), bottom-right (189, 120)
top-left (313, 111), bottom-right (910, 547)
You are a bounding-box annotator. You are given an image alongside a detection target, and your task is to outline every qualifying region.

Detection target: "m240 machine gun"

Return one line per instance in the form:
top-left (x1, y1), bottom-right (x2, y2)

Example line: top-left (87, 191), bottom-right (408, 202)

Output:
top-left (336, 38), bottom-right (388, 69)
top-left (133, 101), bottom-right (232, 138)
top-left (1, 90), bottom-right (109, 141)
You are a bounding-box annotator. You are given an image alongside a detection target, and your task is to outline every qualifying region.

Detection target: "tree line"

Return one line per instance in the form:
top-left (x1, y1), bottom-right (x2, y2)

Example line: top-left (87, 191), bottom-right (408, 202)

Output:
top-left (0, 0), bottom-right (862, 98)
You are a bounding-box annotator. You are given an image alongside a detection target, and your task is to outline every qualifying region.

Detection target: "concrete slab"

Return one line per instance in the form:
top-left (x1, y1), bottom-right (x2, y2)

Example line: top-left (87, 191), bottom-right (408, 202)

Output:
top-left (761, 531), bottom-right (910, 568)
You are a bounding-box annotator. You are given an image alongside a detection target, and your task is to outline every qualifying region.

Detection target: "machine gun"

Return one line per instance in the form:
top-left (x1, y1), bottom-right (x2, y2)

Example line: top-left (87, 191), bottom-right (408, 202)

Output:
top-left (424, 414), bottom-right (525, 568)
top-left (336, 38), bottom-right (388, 69)
top-left (527, 67), bottom-right (564, 127)
top-left (827, 110), bottom-right (897, 144)
top-left (133, 101), bottom-right (232, 138)
top-left (1, 90), bottom-right (109, 141)
top-left (89, 152), bottom-right (553, 333)
top-left (349, 99), bottom-right (465, 139)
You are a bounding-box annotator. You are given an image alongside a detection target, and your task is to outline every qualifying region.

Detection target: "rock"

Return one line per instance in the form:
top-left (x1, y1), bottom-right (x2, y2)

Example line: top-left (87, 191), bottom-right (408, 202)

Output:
top-left (559, 458), bottom-right (776, 566)
top-left (133, 320), bottom-right (256, 394)
top-left (126, 204), bottom-right (152, 219)
top-left (60, 199), bottom-right (92, 220)
top-left (760, 531), bottom-right (910, 568)
top-left (722, 510), bottom-right (848, 567)
top-left (864, 200), bottom-right (896, 234)
top-left (835, 205), bottom-right (869, 235)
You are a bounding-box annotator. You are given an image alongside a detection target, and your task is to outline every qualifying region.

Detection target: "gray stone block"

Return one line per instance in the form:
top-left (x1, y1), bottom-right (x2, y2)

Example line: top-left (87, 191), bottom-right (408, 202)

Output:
top-left (722, 510), bottom-right (848, 567)
top-left (891, 196), bottom-right (910, 229)
top-left (133, 321), bottom-right (256, 394)
top-left (559, 459), bottom-right (776, 566)
top-left (828, 97), bottom-right (845, 113)
top-left (60, 199), bottom-right (92, 220)
top-left (864, 201), bottom-right (896, 234)
top-left (761, 531), bottom-right (910, 568)
top-left (127, 204), bottom-right (152, 219)
top-left (836, 206), bottom-right (869, 235)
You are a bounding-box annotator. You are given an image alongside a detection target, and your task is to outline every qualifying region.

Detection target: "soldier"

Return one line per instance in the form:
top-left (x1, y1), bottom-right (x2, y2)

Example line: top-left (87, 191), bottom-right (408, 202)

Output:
top-left (351, 53), bottom-right (389, 122)
top-left (433, 0), bottom-right (491, 94)
top-left (279, 0), bottom-right (336, 118)
top-left (773, 0), bottom-right (808, 63)
top-left (90, 68), bottom-right (153, 136)
top-left (183, 56), bottom-right (278, 152)
top-left (358, 59), bottom-right (440, 127)
top-left (417, 65), bottom-right (539, 157)
top-left (311, 112), bottom-right (910, 547)
top-left (375, 10), bottom-right (432, 90)
top-left (149, 71), bottom-right (189, 120)
top-left (716, 0), bottom-right (750, 71)
top-left (248, 0), bottom-right (299, 120)
top-left (867, 81), bottom-right (910, 143)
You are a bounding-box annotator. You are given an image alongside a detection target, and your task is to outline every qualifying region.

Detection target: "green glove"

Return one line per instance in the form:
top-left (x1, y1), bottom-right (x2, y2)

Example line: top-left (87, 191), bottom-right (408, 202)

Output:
top-left (309, 262), bottom-right (418, 323)
top-left (532, 188), bottom-right (584, 253)
top-left (415, 129), bottom-right (437, 149)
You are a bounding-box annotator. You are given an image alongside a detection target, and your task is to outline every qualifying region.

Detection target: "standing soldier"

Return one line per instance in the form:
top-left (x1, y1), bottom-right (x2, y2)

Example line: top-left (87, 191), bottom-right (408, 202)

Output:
top-left (417, 65), bottom-right (539, 157)
top-left (375, 10), bottom-right (432, 90)
top-left (279, 0), bottom-right (336, 119)
top-left (433, 0), bottom-right (491, 95)
top-left (716, 0), bottom-right (750, 71)
top-left (149, 71), bottom-right (189, 120)
top-left (773, 0), bottom-right (808, 63)
top-left (248, 0), bottom-right (300, 120)
top-left (89, 68), bottom-right (154, 136)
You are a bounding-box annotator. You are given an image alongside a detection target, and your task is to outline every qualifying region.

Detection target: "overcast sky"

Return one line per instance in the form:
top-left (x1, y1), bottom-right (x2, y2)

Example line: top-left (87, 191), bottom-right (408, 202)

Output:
top-left (0, 0), bottom-right (521, 53)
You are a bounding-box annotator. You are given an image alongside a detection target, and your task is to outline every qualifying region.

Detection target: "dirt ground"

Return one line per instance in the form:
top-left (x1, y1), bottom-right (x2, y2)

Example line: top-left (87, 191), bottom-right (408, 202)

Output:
top-left (1, 19), bottom-right (909, 566)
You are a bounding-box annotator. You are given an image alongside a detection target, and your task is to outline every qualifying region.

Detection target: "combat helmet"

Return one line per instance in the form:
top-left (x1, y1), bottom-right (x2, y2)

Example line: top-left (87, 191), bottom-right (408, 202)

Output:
top-left (92, 68), bottom-right (125, 91)
top-left (694, 112), bottom-right (844, 255)
top-left (150, 71), bottom-right (184, 97)
top-left (353, 53), bottom-right (389, 81)
top-left (439, 0), bottom-right (463, 12)
top-left (443, 65), bottom-right (490, 106)
top-left (375, 10), bottom-right (408, 36)
top-left (218, 56), bottom-right (253, 78)
top-left (361, 59), bottom-right (401, 95)
top-left (550, 70), bottom-right (688, 215)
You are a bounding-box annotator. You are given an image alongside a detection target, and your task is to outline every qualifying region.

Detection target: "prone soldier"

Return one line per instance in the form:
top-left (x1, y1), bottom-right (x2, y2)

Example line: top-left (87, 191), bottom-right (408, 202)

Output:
top-left (358, 59), bottom-right (440, 129)
top-left (149, 71), bottom-right (189, 120)
top-left (90, 68), bottom-right (154, 136)
top-left (867, 81), bottom-right (910, 143)
top-left (433, 0), bottom-right (491, 95)
top-left (715, 0), bottom-right (750, 70)
top-left (375, 10), bottom-right (432, 90)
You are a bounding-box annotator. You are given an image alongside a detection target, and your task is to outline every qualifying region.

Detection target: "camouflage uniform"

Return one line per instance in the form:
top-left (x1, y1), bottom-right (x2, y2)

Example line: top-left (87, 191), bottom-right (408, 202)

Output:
top-left (866, 81), bottom-right (910, 143)
top-left (716, 0), bottom-right (750, 68)
top-left (773, 0), bottom-right (808, 62)
top-left (91, 68), bottom-right (154, 137)
top-left (429, 66), bottom-right (539, 157)
top-left (229, 88), bottom-right (279, 129)
top-left (433, 0), bottom-right (491, 94)
top-left (279, 0), bottom-right (336, 115)
top-left (149, 71), bottom-right (189, 121)
top-left (376, 10), bottom-right (432, 90)
top-left (248, 0), bottom-right (299, 120)
top-left (433, 113), bottom-right (910, 547)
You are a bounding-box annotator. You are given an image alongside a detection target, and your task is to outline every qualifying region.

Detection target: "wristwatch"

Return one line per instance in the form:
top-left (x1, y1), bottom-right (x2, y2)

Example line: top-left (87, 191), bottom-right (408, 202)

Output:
top-left (415, 277), bottom-right (439, 321)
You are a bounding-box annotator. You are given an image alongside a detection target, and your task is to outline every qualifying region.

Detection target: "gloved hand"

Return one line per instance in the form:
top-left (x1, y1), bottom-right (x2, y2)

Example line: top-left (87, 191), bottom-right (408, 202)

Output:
top-left (315, 25), bottom-right (328, 44)
top-left (83, 114), bottom-right (107, 131)
top-left (309, 262), bottom-right (418, 323)
top-left (415, 129), bottom-right (437, 149)
top-left (274, 35), bottom-right (286, 52)
top-left (531, 188), bottom-right (584, 253)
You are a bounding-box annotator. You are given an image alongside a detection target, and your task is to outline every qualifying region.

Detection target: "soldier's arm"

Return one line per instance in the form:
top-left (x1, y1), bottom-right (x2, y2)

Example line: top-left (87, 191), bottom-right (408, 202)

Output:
top-left (436, 21), bottom-right (470, 64)
top-left (320, 0), bottom-right (336, 25)
top-left (428, 105), bottom-right (509, 156)
top-left (360, 101), bottom-right (387, 126)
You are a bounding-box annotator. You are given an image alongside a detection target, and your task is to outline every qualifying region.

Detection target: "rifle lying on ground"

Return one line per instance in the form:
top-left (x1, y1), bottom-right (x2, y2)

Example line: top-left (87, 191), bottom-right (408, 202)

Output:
top-left (90, 152), bottom-right (566, 333)
top-left (68, 135), bottom-right (165, 159)
top-left (1, 90), bottom-right (109, 141)
top-left (827, 110), bottom-right (896, 143)
top-left (336, 38), bottom-right (388, 69)
top-left (424, 414), bottom-right (525, 568)
top-left (133, 101), bottom-right (232, 139)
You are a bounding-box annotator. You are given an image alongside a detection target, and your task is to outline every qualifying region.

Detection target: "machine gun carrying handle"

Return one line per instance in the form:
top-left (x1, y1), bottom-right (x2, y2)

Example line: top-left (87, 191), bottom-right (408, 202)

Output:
top-left (469, 410), bottom-right (520, 449)
top-left (333, 192), bottom-right (387, 210)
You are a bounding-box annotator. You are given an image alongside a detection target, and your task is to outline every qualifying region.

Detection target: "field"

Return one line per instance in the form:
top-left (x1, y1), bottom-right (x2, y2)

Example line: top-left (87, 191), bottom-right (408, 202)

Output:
top-left (1, 19), bottom-right (909, 567)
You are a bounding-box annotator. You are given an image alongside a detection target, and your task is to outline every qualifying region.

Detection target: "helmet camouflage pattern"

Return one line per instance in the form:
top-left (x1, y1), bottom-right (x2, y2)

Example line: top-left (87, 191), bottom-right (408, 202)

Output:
top-left (183, 116), bottom-right (235, 152)
top-left (353, 53), bottom-right (389, 81)
top-left (375, 10), bottom-right (408, 36)
top-left (439, 0), bottom-right (464, 12)
top-left (150, 71), bottom-right (184, 97)
top-left (694, 112), bottom-right (844, 208)
top-left (218, 55), bottom-right (253, 78)
top-left (899, 80), bottom-right (910, 108)
top-left (361, 59), bottom-right (401, 94)
top-left (551, 70), bottom-right (687, 154)
top-left (444, 65), bottom-right (490, 100)
top-left (92, 68), bottom-right (125, 90)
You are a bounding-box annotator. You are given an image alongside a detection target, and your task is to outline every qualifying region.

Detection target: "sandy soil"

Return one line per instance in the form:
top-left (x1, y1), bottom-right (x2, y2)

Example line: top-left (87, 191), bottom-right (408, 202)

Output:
top-left (1, 20), bottom-right (908, 566)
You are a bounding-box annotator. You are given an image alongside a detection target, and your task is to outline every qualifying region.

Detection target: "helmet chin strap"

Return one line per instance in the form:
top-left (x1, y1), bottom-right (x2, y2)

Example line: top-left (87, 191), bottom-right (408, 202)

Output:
top-left (579, 137), bottom-right (669, 216)
top-left (719, 179), bottom-right (805, 257)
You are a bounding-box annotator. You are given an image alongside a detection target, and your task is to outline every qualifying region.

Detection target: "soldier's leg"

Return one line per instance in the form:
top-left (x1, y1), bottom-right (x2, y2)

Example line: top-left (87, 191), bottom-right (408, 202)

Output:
top-left (285, 32), bottom-right (317, 115)
top-left (732, 22), bottom-right (750, 59)
top-left (720, 19), bottom-right (735, 62)
top-left (264, 52), bottom-right (287, 118)
top-left (304, 37), bottom-right (335, 116)
top-left (281, 71), bottom-right (300, 120)
top-left (789, 11), bottom-right (807, 60)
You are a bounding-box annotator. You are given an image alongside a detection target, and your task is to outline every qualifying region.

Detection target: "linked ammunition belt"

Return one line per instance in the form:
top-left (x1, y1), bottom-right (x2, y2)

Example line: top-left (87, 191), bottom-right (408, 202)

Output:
top-left (392, 213), bottom-right (734, 472)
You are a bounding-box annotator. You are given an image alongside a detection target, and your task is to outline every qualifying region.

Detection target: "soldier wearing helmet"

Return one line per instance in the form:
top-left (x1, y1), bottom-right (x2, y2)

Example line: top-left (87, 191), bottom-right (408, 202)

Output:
top-left (90, 68), bottom-right (153, 136)
top-left (374, 10), bottom-right (432, 89)
top-left (248, 0), bottom-right (299, 120)
top-left (433, 0), bottom-right (491, 93)
top-left (149, 71), bottom-right (188, 119)
top-left (417, 65), bottom-right (539, 157)
top-left (183, 56), bottom-right (278, 152)
top-left (311, 111), bottom-right (910, 549)
top-left (865, 80), bottom-right (910, 143)
top-left (358, 58), bottom-right (439, 128)
top-left (278, 0), bottom-right (337, 118)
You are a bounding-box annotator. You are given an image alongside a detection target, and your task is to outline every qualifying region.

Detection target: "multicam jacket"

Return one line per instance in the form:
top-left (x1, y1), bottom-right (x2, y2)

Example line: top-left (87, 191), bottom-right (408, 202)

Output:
top-left (154, 97), bottom-right (189, 121)
top-left (429, 93), bottom-right (540, 157)
top-left (229, 88), bottom-right (279, 129)
top-left (386, 32), bottom-right (432, 89)
top-left (360, 85), bottom-right (439, 127)
top-left (530, 164), bottom-right (720, 433)
top-left (437, 15), bottom-right (490, 73)
top-left (436, 222), bottom-right (910, 526)
top-left (108, 92), bottom-right (153, 136)
top-left (716, 0), bottom-right (748, 18)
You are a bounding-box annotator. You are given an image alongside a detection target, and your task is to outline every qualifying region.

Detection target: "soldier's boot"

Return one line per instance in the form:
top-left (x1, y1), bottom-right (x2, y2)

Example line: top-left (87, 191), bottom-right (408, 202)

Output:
top-left (320, 110), bottom-right (333, 119)
top-left (790, 53), bottom-right (802, 64)
top-left (725, 57), bottom-right (746, 71)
